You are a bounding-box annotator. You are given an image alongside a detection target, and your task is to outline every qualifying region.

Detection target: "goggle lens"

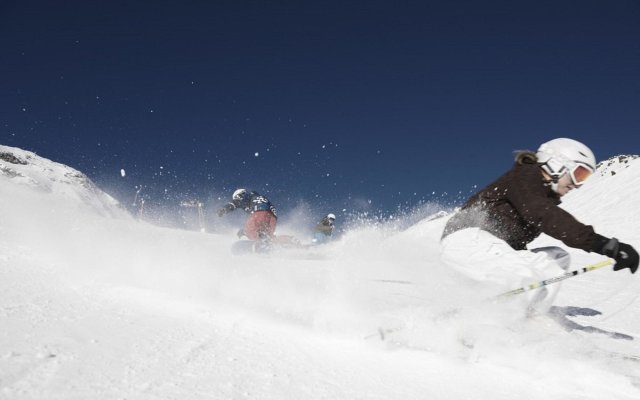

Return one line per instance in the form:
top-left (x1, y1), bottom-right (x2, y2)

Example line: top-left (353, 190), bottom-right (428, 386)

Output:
top-left (571, 165), bottom-right (593, 185)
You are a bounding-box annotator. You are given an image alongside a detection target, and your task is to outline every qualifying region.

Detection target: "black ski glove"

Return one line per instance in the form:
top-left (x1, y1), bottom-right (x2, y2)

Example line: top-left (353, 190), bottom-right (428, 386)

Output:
top-left (594, 236), bottom-right (639, 274)
top-left (217, 203), bottom-right (235, 217)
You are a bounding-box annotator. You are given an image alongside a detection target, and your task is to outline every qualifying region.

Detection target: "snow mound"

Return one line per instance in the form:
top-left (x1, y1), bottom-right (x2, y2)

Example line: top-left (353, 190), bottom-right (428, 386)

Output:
top-left (0, 144), bottom-right (127, 218)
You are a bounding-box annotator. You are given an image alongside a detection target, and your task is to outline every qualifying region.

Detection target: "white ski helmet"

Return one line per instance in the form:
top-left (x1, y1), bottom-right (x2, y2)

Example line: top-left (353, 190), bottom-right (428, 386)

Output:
top-left (232, 188), bottom-right (247, 201)
top-left (536, 138), bottom-right (596, 186)
top-left (327, 213), bottom-right (336, 221)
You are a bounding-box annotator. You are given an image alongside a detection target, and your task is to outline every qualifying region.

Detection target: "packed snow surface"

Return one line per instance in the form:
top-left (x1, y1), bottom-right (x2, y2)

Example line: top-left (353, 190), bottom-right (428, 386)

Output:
top-left (1, 144), bottom-right (640, 399)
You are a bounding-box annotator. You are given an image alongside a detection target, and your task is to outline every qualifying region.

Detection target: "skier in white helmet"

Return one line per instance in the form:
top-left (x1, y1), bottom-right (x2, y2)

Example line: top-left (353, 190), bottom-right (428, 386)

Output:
top-left (312, 213), bottom-right (336, 244)
top-left (536, 138), bottom-right (597, 196)
top-left (440, 138), bottom-right (638, 315)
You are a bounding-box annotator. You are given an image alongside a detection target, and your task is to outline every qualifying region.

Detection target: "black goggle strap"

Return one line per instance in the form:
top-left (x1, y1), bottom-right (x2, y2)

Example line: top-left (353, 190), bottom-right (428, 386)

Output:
top-left (542, 162), bottom-right (566, 184)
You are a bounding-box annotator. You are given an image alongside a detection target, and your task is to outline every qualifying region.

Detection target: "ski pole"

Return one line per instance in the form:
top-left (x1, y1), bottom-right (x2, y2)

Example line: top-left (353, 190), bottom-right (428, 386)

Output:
top-left (498, 259), bottom-right (614, 298)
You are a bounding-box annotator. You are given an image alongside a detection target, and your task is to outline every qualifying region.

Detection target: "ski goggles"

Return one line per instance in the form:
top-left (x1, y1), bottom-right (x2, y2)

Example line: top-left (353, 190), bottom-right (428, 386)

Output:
top-left (569, 164), bottom-right (593, 186)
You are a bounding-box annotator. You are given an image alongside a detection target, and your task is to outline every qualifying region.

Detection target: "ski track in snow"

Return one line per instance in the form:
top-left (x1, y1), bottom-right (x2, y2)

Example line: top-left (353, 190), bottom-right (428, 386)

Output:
top-left (1, 145), bottom-right (640, 399)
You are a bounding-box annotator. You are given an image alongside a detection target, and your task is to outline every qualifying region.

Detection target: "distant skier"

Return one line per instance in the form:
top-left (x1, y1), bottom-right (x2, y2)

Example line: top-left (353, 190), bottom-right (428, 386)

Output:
top-left (312, 213), bottom-right (336, 244)
top-left (440, 138), bottom-right (639, 314)
top-left (217, 189), bottom-right (278, 241)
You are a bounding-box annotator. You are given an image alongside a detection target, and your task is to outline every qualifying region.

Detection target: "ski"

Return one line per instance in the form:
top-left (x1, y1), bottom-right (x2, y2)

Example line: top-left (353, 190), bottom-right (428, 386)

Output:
top-left (548, 306), bottom-right (634, 341)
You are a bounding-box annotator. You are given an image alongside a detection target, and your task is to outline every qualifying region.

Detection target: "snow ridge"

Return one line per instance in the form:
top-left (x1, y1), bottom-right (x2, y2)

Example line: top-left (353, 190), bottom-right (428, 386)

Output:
top-left (0, 144), bottom-right (127, 218)
top-left (596, 154), bottom-right (640, 177)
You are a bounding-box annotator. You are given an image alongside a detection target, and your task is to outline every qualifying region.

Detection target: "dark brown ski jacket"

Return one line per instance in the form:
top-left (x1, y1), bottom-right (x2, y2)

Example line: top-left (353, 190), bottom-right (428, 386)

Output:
top-left (441, 154), bottom-right (601, 252)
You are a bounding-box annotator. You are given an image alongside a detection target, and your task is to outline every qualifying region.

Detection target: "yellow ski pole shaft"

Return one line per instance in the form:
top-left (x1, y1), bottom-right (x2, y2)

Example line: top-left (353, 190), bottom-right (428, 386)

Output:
top-left (498, 259), bottom-right (614, 298)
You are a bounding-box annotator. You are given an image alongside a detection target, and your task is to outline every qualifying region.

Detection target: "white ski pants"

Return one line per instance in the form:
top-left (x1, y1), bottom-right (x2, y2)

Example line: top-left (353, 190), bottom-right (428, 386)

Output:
top-left (440, 228), bottom-right (570, 313)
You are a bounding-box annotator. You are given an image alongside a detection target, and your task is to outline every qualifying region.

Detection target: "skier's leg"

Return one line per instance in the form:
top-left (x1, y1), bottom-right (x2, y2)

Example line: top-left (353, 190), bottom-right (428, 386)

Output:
top-left (440, 228), bottom-right (538, 286)
top-left (243, 214), bottom-right (260, 240)
top-left (253, 211), bottom-right (276, 239)
top-left (531, 246), bottom-right (571, 270)
top-left (527, 246), bottom-right (571, 313)
top-left (440, 228), bottom-right (564, 314)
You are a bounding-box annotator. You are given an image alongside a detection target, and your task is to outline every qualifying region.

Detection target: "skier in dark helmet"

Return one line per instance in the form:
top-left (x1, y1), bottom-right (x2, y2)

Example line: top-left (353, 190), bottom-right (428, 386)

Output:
top-left (440, 138), bottom-right (639, 314)
top-left (217, 189), bottom-right (278, 241)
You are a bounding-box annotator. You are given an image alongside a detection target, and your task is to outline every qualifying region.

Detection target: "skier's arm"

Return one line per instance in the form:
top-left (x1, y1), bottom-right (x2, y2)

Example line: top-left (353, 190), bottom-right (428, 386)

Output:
top-left (217, 202), bottom-right (237, 217)
top-left (506, 173), bottom-right (597, 252)
top-left (508, 178), bottom-right (639, 272)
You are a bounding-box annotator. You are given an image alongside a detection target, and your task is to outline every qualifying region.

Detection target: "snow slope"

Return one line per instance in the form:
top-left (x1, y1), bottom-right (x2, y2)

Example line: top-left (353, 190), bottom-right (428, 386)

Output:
top-left (1, 145), bottom-right (640, 399)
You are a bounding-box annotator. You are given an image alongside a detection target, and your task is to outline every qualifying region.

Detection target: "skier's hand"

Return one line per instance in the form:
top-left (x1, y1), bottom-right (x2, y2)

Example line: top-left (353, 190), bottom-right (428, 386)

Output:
top-left (612, 242), bottom-right (639, 274)
top-left (600, 237), bottom-right (639, 274)
top-left (218, 203), bottom-right (235, 217)
top-left (237, 229), bottom-right (245, 239)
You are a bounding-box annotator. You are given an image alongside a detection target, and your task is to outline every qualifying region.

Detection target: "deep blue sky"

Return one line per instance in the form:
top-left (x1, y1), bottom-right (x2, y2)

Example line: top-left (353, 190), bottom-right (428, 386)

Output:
top-left (2, 1), bottom-right (640, 219)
